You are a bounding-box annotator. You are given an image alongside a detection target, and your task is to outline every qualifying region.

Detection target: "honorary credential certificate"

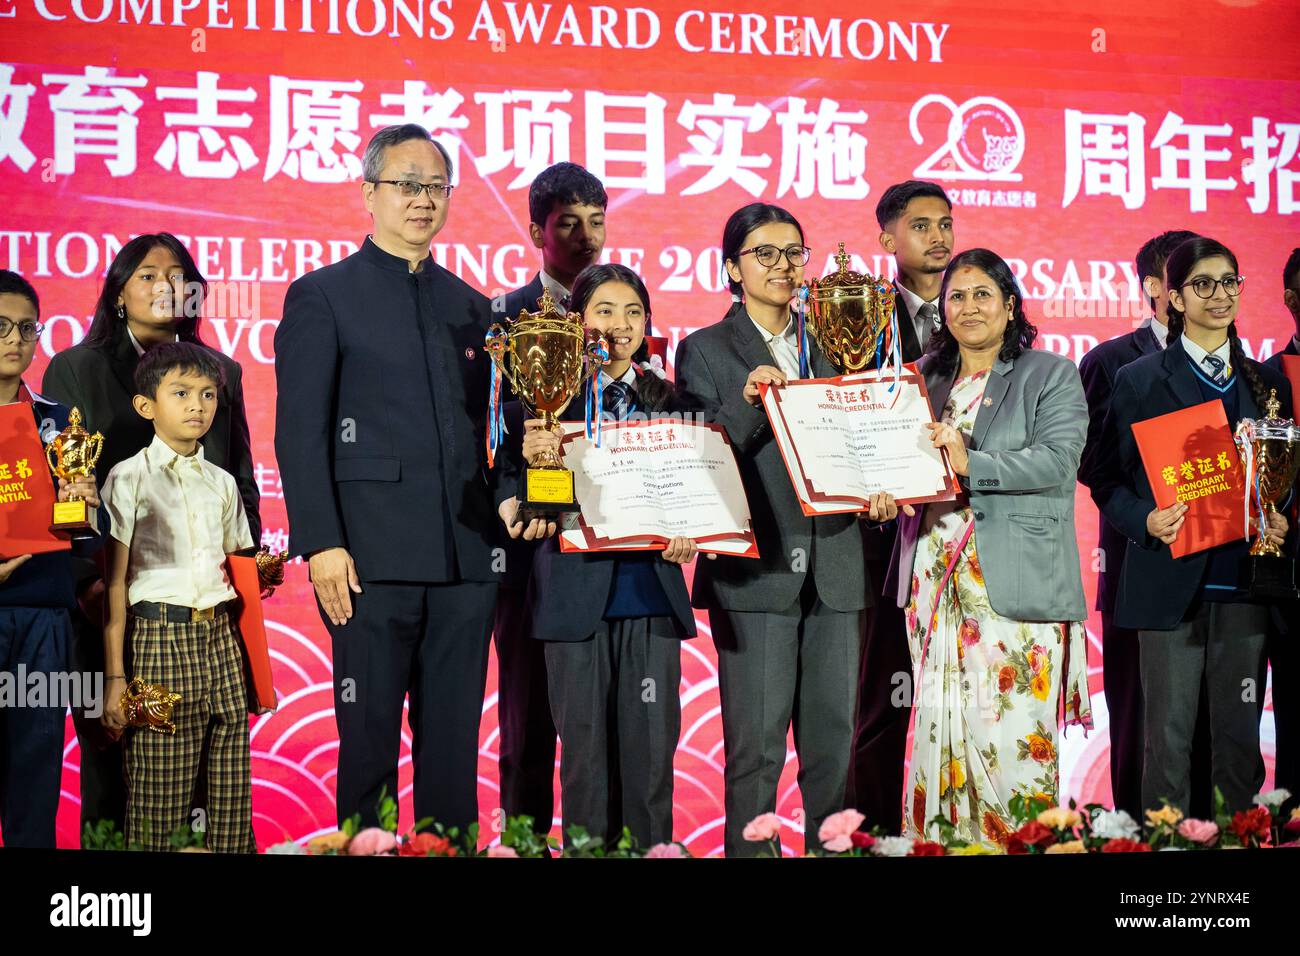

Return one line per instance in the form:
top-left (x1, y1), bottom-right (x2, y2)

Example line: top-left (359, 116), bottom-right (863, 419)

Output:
top-left (557, 419), bottom-right (758, 557)
top-left (760, 368), bottom-right (959, 516)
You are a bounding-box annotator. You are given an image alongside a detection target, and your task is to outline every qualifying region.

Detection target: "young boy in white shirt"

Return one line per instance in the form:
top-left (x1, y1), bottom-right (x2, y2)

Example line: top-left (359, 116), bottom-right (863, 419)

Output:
top-left (100, 342), bottom-right (255, 852)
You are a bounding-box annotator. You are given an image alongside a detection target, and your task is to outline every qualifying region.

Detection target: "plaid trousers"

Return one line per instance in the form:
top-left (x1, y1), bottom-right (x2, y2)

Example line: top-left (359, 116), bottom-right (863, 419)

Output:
top-left (123, 609), bottom-right (254, 853)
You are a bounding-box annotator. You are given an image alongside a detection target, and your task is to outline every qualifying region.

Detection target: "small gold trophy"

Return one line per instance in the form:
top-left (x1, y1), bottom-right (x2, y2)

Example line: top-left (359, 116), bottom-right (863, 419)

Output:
top-left (803, 243), bottom-right (897, 373)
top-left (256, 546), bottom-right (288, 598)
top-left (485, 289), bottom-right (604, 515)
top-left (121, 678), bottom-right (182, 735)
top-left (1235, 388), bottom-right (1300, 599)
top-left (45, 407), bottom-right (104, 537)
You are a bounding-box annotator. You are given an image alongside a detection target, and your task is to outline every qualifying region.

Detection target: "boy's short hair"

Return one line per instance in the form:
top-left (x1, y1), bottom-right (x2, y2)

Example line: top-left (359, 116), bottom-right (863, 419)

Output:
top-left (528, 162), bottom-right (607, 227)
top-left (134, 341), bottom-right (225, 399)
top-left (875, 180), bottom-right (952, 230)
top-left (0, 269), bottom-right (40, 319)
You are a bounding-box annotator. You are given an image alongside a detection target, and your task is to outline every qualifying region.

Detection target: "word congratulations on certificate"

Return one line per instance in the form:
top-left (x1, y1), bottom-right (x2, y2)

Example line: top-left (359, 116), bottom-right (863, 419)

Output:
top-left (760, 370), bottom-right (959, 516)
top-left (557, 420), bottom-right (758, 557)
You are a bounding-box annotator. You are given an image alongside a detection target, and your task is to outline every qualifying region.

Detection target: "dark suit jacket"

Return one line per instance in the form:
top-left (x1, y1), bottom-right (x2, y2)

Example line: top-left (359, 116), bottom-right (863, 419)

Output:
top-left (274, 237), bottom-right (504, 583)
top-left (675, 308), bottom-right (869, 614)
top-left (1089, 338), bottom-right (1291, 630)
top-left (41, 327), bottom-right (260, 544)
top-left (893, 284), bottom-right (926, 365)
top-left (1264, 336), bottom-right (1300, 375)
top-left (496, 273), bottom-right (546, 325)
top-left (1077, 322), bottom-right (1163, 613)
top-left (509, 382), bottom-right (697, 642)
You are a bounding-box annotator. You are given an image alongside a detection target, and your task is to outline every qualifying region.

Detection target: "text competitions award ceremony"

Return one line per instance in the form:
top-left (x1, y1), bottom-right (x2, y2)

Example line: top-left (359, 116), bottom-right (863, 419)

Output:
top-left (1, 0), bottom-right (1300, 937)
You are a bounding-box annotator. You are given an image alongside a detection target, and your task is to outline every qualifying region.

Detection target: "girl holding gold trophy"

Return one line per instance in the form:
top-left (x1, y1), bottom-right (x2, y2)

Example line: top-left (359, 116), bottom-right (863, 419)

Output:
top-left (499, 264), bottom-right (699, 850)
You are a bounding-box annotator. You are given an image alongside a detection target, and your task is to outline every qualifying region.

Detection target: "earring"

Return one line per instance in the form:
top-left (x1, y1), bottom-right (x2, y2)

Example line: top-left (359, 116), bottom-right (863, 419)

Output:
top-left (116, 304), bottom-right (125, 320)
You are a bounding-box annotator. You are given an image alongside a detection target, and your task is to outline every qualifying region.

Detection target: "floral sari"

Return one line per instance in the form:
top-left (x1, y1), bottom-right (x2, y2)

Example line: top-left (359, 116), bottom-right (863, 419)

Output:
top-left (904, 369), bottom-right (1092, 847)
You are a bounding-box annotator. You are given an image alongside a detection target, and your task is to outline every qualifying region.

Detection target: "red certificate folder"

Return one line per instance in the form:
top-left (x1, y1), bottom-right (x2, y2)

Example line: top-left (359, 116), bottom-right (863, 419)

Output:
top-left (0, 403), bottom-right (71, 557)
top-left (1131, 399), bottom-right (1246, 559)
top-left (226, 555), bottom-right (277, 714)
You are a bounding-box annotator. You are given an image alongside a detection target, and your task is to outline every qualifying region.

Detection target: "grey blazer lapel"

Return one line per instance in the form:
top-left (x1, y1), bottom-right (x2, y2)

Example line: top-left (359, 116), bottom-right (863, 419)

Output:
top-left (731, 308), bottom-right (781, 373)
top-left (971, 356), bottom-right (1013, 449)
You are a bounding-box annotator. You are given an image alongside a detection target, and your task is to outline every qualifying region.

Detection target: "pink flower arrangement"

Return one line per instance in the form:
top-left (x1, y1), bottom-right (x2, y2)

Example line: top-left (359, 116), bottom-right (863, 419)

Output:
top-left (742, 812), bottom-right (783, 843)
top-left (818, 809), bottom-right (866, 853)
top-left (1177, 819), bottom-right (1219, 846)
top-left (645, 843), bottom-right (687, 858)
top-left (348, 827), bottom-right (398, 856)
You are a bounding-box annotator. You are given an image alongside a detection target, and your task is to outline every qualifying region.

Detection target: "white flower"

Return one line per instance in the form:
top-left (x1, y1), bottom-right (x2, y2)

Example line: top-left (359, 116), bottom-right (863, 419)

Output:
top-left (1091, 809), bottom-right (1141, 840)
top-left (870, 836), bottom-right (914, 857)
top-left (1252, 789), bottom-right (1292, 809)
top-left (638, 355), bottom-right (668, 380)
top-left (265, 841), bottom-right (307, 855)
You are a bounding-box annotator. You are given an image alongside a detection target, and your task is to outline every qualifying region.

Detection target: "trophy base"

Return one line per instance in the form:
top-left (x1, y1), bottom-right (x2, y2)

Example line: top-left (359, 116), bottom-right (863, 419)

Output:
top-left (519, 466), bottom-right (580, 517)
top-left (1240, 553), bottom-right (1299, 601)
top-left (50, 500), bottom-right (100, 539)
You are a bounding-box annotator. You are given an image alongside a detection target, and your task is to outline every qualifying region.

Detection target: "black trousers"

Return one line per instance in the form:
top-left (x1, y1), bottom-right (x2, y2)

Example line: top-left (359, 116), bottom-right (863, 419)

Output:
top-left (0, 608), bottom-right (71, 848)
top-left (1104, 609), bottom-right (1214, 819)
top-left (67, 604), bottom-right (127, 842)
top-left (326, 580), bottom-right (495, 832)
top-left (493, 585), bottom-right (557, 834)
top-left (712, 579), bottom-right (861, 858)
top-left (1139, 602), bottom-right (1268, 815)
top-left (1270, 603), bottom-right (1300, 814)
top-left (846, 555), bottom-right (910, 834)
top-left (545, 616), bottom-right (681, 848)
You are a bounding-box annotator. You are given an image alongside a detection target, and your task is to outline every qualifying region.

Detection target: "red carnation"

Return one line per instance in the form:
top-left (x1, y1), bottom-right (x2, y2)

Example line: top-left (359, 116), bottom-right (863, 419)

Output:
top-left (850, 831), bottom-right (875, 850)
top-left (1101, 838), bottom-right (1152, 853)
top-left (1014, 821), bottom-right (1057, 849)
top-left (1229, 806), bottom-right (1271, 843)
top-left (1005, 834), bottom-right (1029, 855)
top-left (910, 841), bottom-right (945, 857)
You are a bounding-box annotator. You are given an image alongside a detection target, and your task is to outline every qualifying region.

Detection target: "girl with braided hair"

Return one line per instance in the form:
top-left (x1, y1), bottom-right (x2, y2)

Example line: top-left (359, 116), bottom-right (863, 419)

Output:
top-left (1090, 236), bottom-right (1291, 815)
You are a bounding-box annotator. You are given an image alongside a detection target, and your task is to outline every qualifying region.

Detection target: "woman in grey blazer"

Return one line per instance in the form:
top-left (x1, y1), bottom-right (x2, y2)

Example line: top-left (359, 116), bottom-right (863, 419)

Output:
top-left (892, 248), bottom-right (1092, 848)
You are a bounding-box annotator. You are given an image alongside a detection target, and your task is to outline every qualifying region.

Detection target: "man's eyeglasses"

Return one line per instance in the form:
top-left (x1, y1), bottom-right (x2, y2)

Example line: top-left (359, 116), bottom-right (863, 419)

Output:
top-left (0, 319), bottom-right (41, 342)
top-left (738, 244), bottom-right (812, 268)
top-left (1182, 274), bottom-right (1245, 299)
top-left (371, 180), bottom-right (454, 200)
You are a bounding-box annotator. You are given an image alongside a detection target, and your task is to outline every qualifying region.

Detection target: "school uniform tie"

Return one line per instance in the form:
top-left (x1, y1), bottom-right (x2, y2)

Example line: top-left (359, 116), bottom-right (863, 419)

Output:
top-left (603, 380), bottom-right (637, 420)
top-left (1202, 353), bottom-right (1228, 384)
top-left (917, 302), bottom-right (941, 349)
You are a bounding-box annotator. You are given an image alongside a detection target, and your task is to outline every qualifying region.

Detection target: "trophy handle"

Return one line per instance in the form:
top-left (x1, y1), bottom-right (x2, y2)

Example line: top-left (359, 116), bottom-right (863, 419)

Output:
top-left (45, 440), bottom-right (60, 476)
top-left (85, 433), bottom-right (105, 472)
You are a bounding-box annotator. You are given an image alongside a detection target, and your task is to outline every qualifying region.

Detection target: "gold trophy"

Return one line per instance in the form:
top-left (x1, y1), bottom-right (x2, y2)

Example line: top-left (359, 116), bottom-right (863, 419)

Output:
top-left (802, 242), bottom-right (897, 373)
top-left (45, 407), bottom-right (104, 537)
top-left (120, 678), bottom-right (182, 735)
top-left (256, 546), bottom-right (288, 598)
top-left (485, 289), bottom-right (604, 515)
top-left (1235, 388), bottom-right (1300, 599)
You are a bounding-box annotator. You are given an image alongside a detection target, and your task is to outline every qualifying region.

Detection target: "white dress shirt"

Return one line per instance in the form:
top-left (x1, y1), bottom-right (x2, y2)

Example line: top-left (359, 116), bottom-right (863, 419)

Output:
top-left (102, 434), bottom-right (254, 610)
top-left (540, 270), bottom-right (572, 309)
top-left (1149, 316), bottom-right (1170, 349)
top-left (749, 313), bottom-right (802, 379)
top-left (1180, 334), bottom-right (1233, 381)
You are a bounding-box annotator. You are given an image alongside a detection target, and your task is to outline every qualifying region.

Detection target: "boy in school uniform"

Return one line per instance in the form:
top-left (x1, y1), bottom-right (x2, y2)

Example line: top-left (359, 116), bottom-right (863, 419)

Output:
top-left (0, 270), bottom-right (103, 847)
top-left (100, 341), bottom-right (255, 852)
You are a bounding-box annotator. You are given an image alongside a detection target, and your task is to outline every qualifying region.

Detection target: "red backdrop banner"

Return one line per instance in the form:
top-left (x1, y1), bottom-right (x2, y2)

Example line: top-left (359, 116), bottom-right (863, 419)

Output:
top-left (1, 0), bottom-right (1298, 853)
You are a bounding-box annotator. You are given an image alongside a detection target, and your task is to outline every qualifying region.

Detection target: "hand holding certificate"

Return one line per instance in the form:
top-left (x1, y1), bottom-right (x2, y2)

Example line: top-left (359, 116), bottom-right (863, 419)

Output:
top-left (759, 368), bottom-right (959, 516)
top-left (557, 419), bottom-right (758, 556)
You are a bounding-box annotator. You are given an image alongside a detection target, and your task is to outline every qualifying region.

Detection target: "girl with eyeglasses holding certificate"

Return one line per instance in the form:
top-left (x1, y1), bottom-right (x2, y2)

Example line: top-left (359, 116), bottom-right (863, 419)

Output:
top-left (675, 203), bottom-right (902, 857)
top-left (1090, 236), bottom-right (1290, 816)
